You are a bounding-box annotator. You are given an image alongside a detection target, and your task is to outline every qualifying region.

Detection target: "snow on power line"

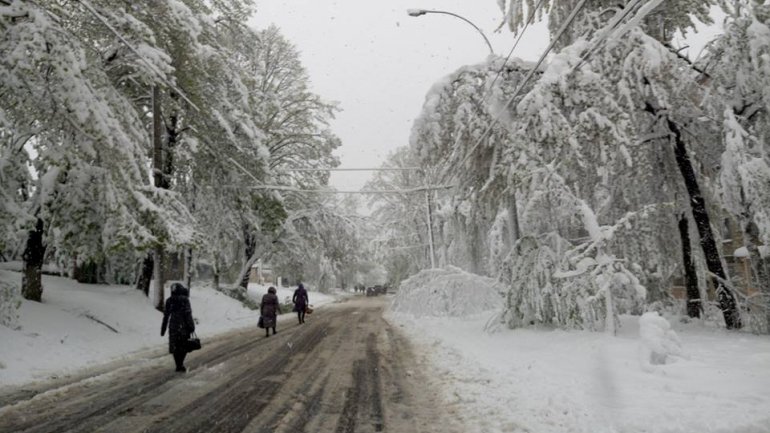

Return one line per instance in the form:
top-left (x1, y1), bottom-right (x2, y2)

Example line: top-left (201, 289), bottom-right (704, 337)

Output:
top-left (247, 185), bottom-right (455, 194)
top-left (278, 167), bottom-right (423, 172)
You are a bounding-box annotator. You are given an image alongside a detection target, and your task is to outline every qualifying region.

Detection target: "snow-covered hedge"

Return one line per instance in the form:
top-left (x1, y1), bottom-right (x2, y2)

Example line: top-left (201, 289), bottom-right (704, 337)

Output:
top-left (390, 266), bottom-right (504, 317)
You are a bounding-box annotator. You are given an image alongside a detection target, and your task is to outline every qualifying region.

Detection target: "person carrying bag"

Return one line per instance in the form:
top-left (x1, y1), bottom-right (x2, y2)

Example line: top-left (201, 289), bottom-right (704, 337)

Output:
top-left (161, 283), bottom-right (197, 373)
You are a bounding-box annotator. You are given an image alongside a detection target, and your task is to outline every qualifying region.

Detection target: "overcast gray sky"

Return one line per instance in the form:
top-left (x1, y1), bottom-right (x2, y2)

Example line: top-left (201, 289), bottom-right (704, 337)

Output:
top-left (249, 1), bottom-right (723, 190)
top-left (249, 0), bottom-right (548, 190)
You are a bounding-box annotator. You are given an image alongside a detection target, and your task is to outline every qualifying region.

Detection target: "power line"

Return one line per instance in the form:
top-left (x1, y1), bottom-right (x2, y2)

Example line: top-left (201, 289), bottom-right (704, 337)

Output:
top-left (76, 0), bottom-right (271, 188)
top-left (444, 0), bottom-right (589, 183)
top-left (75, 0), bottom-right (201, 112)
top-left (481, 0), bottom-right (547, 106)
top-left (247, 185), bottom-right (455, 194)
top-left (570, 0), bottom-right (647, 72)
top-left (279, 167), bottom-right (423, 172)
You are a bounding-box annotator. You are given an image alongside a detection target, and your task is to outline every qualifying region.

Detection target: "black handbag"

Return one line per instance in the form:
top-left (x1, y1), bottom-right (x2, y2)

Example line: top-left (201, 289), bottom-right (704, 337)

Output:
top-left (185, 332), bottom-right (202, 352)
top-left (257, 316), bottom-right (265, 328)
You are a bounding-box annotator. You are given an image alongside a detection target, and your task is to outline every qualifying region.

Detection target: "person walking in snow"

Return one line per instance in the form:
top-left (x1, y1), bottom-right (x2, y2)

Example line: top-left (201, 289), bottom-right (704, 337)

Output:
top-left (260, 286), bottom-right (281, 337)
top-left (292, 283), bottom-right (309, 324)
top-left (160, 282), bottom-right (196, 373)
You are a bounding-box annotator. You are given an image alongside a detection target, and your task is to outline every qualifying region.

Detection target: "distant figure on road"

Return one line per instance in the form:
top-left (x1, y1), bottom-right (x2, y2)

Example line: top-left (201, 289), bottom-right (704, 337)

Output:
top-left (160, 283), bottom-right (195, 373)
top-left (261, 286), bottom-right (282, 337)
top-left (292, 283), bottom-right (309, 324)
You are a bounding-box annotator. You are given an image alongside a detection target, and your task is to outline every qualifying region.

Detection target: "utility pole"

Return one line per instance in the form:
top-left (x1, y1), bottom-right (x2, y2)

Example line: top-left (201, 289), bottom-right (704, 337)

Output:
top-left (279, 166), bottom-right (443, 269)
top-left (425, 189), bottom-right (436, 268)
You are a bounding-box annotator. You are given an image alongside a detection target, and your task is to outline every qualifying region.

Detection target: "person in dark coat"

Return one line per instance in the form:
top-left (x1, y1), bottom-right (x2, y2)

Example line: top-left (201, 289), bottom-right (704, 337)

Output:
top-left (260, 286), bottom-right (281, 337)
top-left (160, 283), bottom-right (195, 372)
top-left (292, 283), bottom-right (309, 324)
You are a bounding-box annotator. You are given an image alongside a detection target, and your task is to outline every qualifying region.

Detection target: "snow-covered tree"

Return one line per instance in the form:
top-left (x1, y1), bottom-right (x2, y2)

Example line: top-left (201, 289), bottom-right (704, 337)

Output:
top-left (1, 1), bottom-right (343, 311)
top-left (483, 0), bottom-right (744, 329)
top-left (1, 0), bottom-right (193, 301)
top-left (407, 58), bottom-right (536, 275)
top-left (708, 1), bottom-right (770, 331)
top-left (366, 147), bottom-right (436, 276)
top-left (496, 0), bottom-right (717, 47)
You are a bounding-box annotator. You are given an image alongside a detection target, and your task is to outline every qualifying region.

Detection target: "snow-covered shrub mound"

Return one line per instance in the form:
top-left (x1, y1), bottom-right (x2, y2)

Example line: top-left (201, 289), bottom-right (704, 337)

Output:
top-left (638, 312), bottom-right (685, 371)
top-left (390, 266), bottom-right (504, 318)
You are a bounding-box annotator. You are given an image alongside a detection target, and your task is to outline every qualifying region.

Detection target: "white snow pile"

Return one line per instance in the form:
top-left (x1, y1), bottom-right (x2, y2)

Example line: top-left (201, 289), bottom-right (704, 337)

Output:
top-left (638, 311), bottom-right (685, 371)
top-left (390, 266), bottom-right (504, 318)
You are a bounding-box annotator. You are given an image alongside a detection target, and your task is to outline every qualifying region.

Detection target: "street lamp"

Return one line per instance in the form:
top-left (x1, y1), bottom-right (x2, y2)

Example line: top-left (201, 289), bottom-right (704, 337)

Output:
top-left (407, 9), bottom-right (494, 56)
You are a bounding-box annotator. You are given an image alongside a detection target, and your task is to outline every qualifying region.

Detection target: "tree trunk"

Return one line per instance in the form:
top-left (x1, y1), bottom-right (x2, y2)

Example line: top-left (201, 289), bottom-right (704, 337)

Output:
top-left (507, 188), bottom-right (520, 248)
top-left (21, 218), bottom-right (46, 302)
top-left (162, 110), bottom-right (178, 189)
top-left (184, 182), bottom-right (196, 290)
top-left (667, 116), bottom-right (741, 329)
top-left (212, 254), bottom-right (222, 290)
top-left (678, 213), bottom-right (701, 318)
top-left (425, 190), bottom-right (436, 268)
top-left (184, 247), bottom-right (193, 290)
top-left (135, 254), bottom-right (154, 296)
top-left (643, 97), bottom-right (741, 329)
top-left (153, 246), bottom-right (166, 312)
top-left (152, 86), bottom-right (164, 188)
top-left (73, 259), bottom-right (102, 284)
top-left (151, 89), bottom-right (181, 308)
top-left (241, 227), bottom-right (257, 289)
top-left (234, 248), bottom-right (264, 293)
top-left (744, 221), bottom-right (770, 332)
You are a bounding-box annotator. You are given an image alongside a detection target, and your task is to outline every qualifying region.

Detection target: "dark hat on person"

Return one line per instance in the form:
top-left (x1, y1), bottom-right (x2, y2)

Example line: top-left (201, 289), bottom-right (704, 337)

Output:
top-left (268, 286), bottom-right (277, 294)
top-left (298, 283), bottom-right (304, 289)
top-left (171, 282), bottom-right (188, 296)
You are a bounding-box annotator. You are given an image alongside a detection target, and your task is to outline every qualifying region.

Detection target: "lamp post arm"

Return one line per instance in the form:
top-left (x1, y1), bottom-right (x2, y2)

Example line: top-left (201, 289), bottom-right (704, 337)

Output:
top-left (421, 10), bottom-right (494, 55)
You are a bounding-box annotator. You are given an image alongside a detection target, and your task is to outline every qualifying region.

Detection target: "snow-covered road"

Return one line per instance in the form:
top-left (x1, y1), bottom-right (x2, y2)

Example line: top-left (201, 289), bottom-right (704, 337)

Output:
top-left (0, 297), bottom-right (457, 433)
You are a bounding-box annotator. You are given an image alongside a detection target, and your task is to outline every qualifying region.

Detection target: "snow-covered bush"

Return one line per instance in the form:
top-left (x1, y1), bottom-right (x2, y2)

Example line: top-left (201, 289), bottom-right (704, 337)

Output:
top-left (638, 312), bottom-right (685, 371)
top-left (390, 266), bottom-right (504, 318)
top-left (0, 279), bottom-right (22, 330)
top-left (502, 234), bottom-right (612, 331)
top-left (502, 184), bottom-right (647, 332)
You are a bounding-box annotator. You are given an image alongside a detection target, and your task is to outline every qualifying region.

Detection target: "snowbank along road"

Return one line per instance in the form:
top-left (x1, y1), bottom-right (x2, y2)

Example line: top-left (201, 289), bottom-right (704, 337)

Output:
top-left (0, 297), bottom-right (459, 433)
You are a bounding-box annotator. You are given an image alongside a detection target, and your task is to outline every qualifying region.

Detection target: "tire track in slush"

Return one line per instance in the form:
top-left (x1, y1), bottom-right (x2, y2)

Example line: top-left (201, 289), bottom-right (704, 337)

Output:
top-left (0, 315), bottom-right (327, 433)
top-left (335, 333), bottom-right (385, 433)
top-left (50, 331), bottom-right (286, 433)
top-left (261, 375), bottom-right (332, 433)
top-left (143, 320), bottom-right (335, 433)
top-left (244, 309), bottom-right (370, 433)
top-left (0, 326), bottom-right (257, 411)
top-left (1, 298), bottom-right (456, 433)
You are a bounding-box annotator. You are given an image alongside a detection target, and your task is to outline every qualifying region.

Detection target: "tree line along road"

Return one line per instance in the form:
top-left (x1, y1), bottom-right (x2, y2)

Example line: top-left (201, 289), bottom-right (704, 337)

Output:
top-left (0, 297), bottom-right (461, 433)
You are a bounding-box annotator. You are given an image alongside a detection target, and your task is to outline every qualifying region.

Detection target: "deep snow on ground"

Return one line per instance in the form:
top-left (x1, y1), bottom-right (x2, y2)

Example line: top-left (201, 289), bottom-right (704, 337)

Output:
top-left (3, 261), bottom-right (768, 433)
top-left (0, 268), bottom-right (333, 387)
top-left (390, 266), bottom-right (504, 317)
top-left (388, 308), bottom-right (770, 433)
